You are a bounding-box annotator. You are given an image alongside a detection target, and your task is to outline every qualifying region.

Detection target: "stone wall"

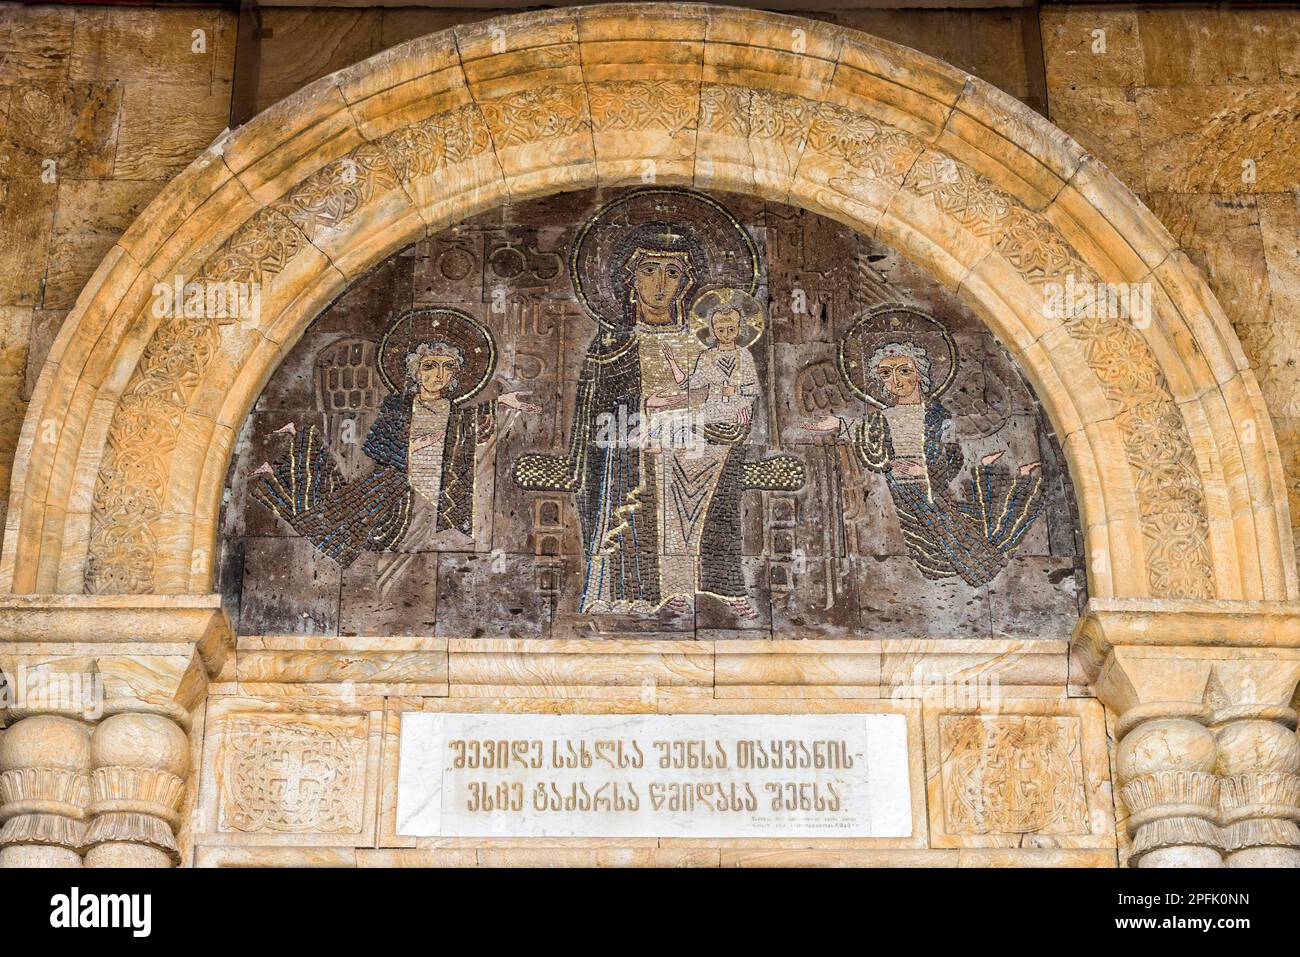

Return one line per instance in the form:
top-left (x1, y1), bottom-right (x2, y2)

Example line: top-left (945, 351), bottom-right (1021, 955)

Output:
top-left (0, 4), bottom-right (236, 533)
top-left (1, 1), bottom-right (1297, 576)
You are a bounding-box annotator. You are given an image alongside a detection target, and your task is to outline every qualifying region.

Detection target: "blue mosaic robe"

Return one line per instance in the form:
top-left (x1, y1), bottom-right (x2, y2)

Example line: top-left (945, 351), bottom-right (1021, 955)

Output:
top-left (513, 332), bottom-right (752, 611)
top-left (841, 402), bottom-right (1045, 586)
top-left (252, 392), bottom-right (493, 567)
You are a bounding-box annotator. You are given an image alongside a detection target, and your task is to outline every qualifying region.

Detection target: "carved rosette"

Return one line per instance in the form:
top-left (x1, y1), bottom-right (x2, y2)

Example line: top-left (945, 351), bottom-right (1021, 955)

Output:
top-left (0, 715), bottom-right (91, 867)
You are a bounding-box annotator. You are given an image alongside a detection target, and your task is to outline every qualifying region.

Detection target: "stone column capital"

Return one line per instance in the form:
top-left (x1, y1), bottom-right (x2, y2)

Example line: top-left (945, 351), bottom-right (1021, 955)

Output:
top-left (0, 595), bottom-right (234, 724)
top-left (0, 596), bottom-right (231, 868)
top-left (1073, 599), bottom-right (1300, 717)
top-left (1074, 601), bottom-right (1300, 868)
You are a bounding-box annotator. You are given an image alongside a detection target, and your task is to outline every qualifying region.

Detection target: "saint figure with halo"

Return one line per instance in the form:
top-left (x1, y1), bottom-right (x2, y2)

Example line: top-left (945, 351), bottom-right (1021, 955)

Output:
top-left (805, 305), bottom-right (1044, 586)
top-left (252, 307), bottom-right (539, 566)
top-left (514, 188), bottom-right (803, 617)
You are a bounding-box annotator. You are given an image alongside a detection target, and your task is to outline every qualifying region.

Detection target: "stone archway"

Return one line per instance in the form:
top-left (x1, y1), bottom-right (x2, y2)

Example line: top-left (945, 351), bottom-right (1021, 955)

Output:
top-left (2, 3), bottom-right (1292, 603)
top-left (2, 3), bottom-right (1298, 869)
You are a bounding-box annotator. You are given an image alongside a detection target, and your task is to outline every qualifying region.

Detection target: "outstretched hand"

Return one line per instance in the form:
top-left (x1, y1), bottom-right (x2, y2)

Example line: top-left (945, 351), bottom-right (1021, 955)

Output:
top-left (646, 389), bottom-right (683, 411)
top-left (499, 391), bottom-right (542, 413)
top-left (803, 414), bottom-right (840, 433)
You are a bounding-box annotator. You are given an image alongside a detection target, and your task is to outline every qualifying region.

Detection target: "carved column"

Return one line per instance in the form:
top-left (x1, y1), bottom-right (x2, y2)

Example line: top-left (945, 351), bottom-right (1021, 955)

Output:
top-left (0, 595), bottom-right (235, 870)
top-left (1210, 661), bottom-right (1300, 867)
top-left (0, 714), bottom-right (92, 867)
top-left (83, 710), bottom-right (191, 868)
top-left (1091, 637), bottom-right (1224, 866)
top-left (1113, 709), bottom-right (1222, 867)
top-left (1081, 603), bottom-right (1300, 868)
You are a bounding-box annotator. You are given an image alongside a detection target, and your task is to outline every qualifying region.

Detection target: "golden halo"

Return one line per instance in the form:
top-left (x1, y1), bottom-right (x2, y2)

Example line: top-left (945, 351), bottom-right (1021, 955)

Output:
top-left (378, 307), bottom-right (496, 405)
top-left (570, 187), bottom-right (758, 330)
top-left (690, 286), bottom-right (766, 348)
top-left (837, 304), bottom-right (959, 410)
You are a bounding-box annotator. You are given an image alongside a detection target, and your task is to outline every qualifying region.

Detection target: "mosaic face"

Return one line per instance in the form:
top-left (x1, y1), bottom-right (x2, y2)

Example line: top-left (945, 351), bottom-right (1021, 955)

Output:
top-left (874, 353), bottom-right (924, 404)
top-left (411, 347), bottom-right (461, 397)
top-left (222, 187), bottom-right (1085, 641)
top-left (628, 251), bottom-right (691, 325)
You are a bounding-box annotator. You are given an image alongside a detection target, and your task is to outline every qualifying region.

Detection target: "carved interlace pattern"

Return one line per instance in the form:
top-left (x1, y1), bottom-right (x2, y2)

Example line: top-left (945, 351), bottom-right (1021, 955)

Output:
top-left (589, 80), bottom-right (696, 133)
top-left (219, 718), bottom-right (365, 834)
top-left (941, 715), bottom-right (1089, 835)
top-left (86, 76), bottom-right (1214, 597)
top-left (478, 85), bottom-right (589, 146)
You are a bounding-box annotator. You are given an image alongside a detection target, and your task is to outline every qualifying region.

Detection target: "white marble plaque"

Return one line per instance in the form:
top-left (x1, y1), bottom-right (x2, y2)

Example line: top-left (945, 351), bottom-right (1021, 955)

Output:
top-left (396, 712), bottom-right (912, 838)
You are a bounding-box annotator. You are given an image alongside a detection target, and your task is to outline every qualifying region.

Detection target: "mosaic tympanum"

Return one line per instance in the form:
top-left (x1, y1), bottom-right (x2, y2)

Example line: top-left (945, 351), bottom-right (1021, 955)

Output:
top-left (223, 187), bottom-right (1084, 640)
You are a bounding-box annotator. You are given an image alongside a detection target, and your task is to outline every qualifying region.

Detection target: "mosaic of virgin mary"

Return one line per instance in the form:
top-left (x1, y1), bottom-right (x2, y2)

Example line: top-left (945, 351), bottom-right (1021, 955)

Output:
top-left (251, 307), bottom-right (539, 566)
top-left (804, 305), bottom-right (1045, 586)
top-left (513, 188), bottom-right (803, 616)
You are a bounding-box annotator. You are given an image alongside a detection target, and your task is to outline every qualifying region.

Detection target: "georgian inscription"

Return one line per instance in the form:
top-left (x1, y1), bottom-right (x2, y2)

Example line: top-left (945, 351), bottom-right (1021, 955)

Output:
top-left (396, 713), bottom-right (911, 838)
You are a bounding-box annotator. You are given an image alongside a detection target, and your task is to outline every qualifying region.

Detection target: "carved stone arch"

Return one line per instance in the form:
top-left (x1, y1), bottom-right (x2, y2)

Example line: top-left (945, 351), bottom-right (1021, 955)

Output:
top-left (0, 2), bottom-right (1293, 608)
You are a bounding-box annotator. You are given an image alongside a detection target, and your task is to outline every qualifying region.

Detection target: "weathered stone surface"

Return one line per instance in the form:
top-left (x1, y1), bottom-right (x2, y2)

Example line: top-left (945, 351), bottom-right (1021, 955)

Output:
top-left (1259, 193), bottom-right (1300, 321)
top-left (379, 9), bottom-right (495, 51)
top-left (238, 537), bottom-right (342, 636)
top-left (114, 82), bottom-right (232, 180)
top-left (1137, 7), bottom-right (1290, 87)
top-left (1041, 4), bottom-right (1300, 574)
top-left (21, 307), bottom-right (65, 400)
top-left (1041, 6), bottom-right (1144, 89)
top-left (0, 6), bottom-right (76, 85)
top-left (435, 552), bottom-right (548, 640)
top-left (339, 551), bottom-right (439, 637)
top-left (1135, 85), bottom-right (1300, 194)
top-left (857, 558), bottom-right (992, 640)
top-left (0, 303), bottom-right (29, 532)
top-left (69, 7), bottom-right (235, 85)
top-left (0, 176), bottom-right (55, 306)
top-left (256, 9), bottom-right (382, 113)
top-left (1144, 194), bottom-right (1269, 330)
top-left (988, 556), bottom-right (1082, 639)
top-left (825, 9), bottom-right (1030, 101)
top-left (43, 179), bottom-right (162, 309)
top-left (0, 81), bottom-right (121, 181)
top-left (1047, 86), bottom-right (1147, 195)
